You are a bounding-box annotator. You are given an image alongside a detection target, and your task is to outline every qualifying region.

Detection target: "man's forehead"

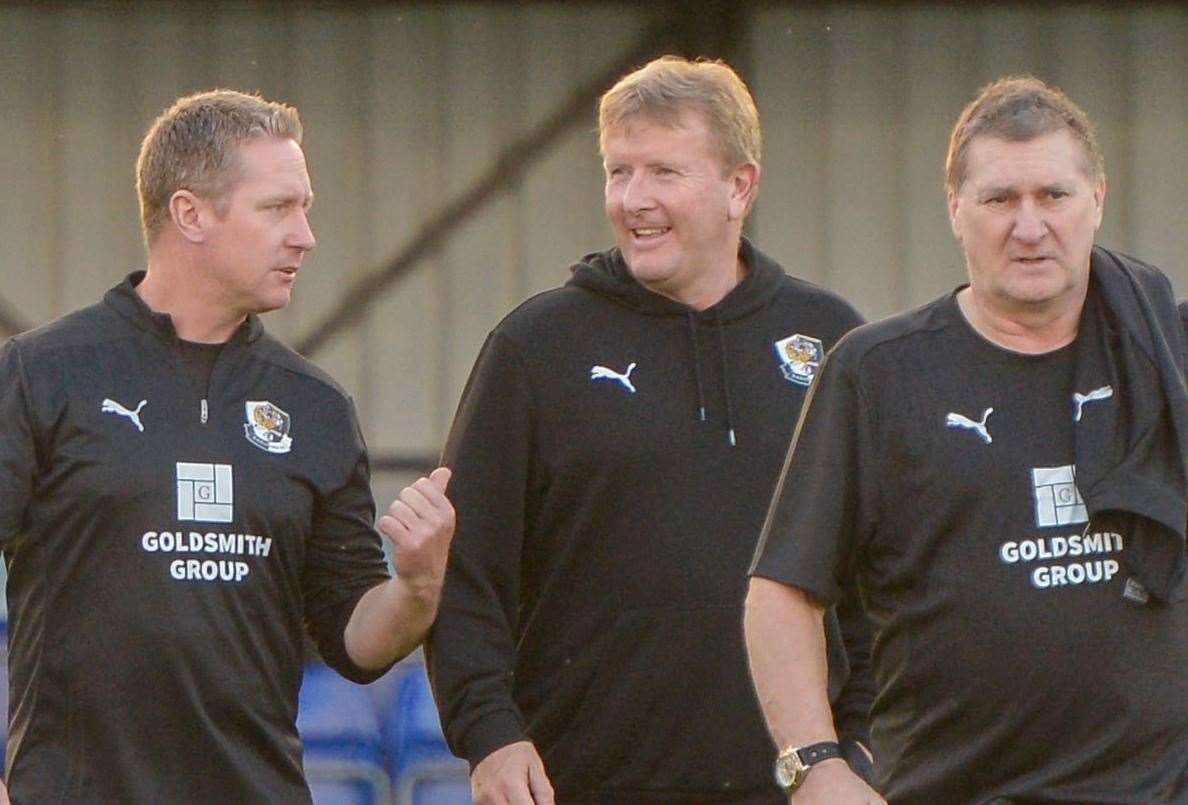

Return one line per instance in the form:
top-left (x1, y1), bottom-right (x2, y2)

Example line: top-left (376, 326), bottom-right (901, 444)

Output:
top-left (962, 130), bottom-right (1096, 186)
top-left (601, 108), bottom-right (707, 146)
top-left (231, 137), bottom-right (311, 186)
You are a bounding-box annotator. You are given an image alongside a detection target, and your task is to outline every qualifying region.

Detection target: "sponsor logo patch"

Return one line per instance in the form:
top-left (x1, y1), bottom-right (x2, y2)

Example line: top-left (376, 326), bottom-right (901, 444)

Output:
top-left (1031, 465), bottom-right (1087, 527)
top-left (176, 462), bottom-right (234, 522)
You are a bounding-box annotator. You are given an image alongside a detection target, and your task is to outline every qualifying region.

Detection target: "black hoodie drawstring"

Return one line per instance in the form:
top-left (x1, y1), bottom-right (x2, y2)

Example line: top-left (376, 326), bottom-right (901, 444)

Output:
top-left (686, 312), bottom-right (708, 422)
top-left (715, 310), bottom-right (737, 447)
top-left (687, 311), bottom-right (737, 447)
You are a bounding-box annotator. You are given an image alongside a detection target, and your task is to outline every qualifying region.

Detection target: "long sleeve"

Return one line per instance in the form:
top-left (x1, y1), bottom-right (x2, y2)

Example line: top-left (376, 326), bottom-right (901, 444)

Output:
top-left (303, 402), bottom-right (392, 683)
top-left (426, 330), bottom-right (537, 767)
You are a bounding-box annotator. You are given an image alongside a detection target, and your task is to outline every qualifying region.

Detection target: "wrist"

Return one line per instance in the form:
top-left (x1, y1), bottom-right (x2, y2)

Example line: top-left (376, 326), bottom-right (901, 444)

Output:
top-left (392, 572), bottom-right (442, 612)
top-left (774, 740), bottom-right (844, 793)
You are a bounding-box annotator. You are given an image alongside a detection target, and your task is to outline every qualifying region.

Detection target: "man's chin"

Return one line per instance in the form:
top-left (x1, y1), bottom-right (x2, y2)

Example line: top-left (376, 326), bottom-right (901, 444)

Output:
top-left (253, 291), bottom-right (293, 315)
top-left (624, 255), bottom-right (674, 285)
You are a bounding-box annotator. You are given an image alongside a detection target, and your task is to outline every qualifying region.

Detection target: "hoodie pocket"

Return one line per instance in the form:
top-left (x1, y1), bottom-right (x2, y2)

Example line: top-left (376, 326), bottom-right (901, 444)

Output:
top-left (544, 605), bottom-right (775, 795)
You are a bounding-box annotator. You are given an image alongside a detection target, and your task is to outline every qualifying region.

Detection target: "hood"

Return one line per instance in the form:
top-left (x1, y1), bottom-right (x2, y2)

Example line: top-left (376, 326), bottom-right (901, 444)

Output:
top-left (566, 237), bottom-right (785, 321)
top-left (565, 237), bottom-right (788, 448)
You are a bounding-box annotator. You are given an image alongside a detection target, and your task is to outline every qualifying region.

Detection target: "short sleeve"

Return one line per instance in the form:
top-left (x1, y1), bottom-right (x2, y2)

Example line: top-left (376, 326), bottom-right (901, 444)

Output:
top-left (750, 347), bottom-right (878, 605)
top-left (0, 339), bottom-right (40, 549)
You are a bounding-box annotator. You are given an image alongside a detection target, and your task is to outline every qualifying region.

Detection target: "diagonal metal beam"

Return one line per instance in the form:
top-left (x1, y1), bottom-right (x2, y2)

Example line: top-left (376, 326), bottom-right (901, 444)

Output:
top-left (295, 15), bottom-right (689, 357)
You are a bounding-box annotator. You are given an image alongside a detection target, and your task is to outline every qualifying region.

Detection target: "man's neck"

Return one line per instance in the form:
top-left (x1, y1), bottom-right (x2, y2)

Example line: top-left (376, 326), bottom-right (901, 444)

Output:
top-left (956, 285), bottom-right (1084, 354)
top-left (137, 257), bottom-right (245, 344)
top-left (672, 256), bottom-right (746, 311)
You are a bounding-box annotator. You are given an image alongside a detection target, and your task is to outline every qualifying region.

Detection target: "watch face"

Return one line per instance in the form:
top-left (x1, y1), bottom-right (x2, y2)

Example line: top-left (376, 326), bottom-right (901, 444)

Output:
top-left (774, 753), bottom-right (806, 791)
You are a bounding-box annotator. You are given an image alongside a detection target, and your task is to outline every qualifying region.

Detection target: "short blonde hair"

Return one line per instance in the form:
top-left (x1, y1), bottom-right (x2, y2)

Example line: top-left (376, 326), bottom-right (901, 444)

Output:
top-left (946, 75), bottom-right (1104, 193)
top-left (136, 89), bottom-right (302, 245)
top-left (599, 55), bottom-right (761, 172)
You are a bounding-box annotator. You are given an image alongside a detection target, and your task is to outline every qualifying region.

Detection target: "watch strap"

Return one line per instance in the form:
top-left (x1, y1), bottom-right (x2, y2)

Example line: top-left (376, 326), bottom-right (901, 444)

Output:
top-left (796, 740), bottom-right (843, 765)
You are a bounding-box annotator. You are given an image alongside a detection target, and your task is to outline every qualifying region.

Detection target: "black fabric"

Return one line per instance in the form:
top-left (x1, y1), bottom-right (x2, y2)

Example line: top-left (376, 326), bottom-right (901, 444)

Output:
top-left (0, 274), bottom-right (392, 803)
top-left (428, 240), bottom-right (867, 800)
top-left (175, 338), bottom-right (224, 398)
top-left (1073, 246), bottom-right (1188, 602)
top-left (840, 738), bottom-right (876, 787)
top-left (752, 290), bottom-right (1188, 804)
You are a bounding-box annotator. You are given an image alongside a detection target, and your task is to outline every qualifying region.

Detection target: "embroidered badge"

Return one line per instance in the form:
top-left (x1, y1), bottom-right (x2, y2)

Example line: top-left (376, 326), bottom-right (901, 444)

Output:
top-left (243, 401), bottom-right (293, 454)
top-left (773, 334), bottom-right (823, 387)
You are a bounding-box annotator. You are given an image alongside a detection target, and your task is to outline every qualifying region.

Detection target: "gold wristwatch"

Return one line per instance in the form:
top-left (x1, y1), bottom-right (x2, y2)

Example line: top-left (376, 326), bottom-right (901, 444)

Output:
top-left (774, 740), bottom-right (843, 793)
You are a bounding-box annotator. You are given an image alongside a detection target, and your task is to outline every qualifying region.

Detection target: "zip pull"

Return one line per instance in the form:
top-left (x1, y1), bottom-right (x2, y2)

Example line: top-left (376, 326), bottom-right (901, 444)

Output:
top-left (200, 399), bottom-right (208, 424)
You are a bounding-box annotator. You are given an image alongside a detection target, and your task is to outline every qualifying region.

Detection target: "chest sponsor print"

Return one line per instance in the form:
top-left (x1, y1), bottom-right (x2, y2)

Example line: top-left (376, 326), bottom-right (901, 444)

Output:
top-left (176, 462), bottom-right (233, 522)
top-left (1031, 465), bottom-right (1087, 527)
top-left (997, 464), bottom-right (1124, 592)
top-left (141, 462), bottom-right (273, 583)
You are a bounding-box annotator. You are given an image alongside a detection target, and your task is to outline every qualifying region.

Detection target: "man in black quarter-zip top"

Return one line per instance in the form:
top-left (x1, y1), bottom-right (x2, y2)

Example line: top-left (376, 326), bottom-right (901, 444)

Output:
top-left (0, 90), bottom-right (455, 803)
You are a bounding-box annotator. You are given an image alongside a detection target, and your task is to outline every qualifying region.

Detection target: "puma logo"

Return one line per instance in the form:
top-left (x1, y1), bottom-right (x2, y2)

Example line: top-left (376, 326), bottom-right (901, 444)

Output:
top-left (590, 362), bottom-right (637, 394)
top-left (945, 407), bottom-right (993, 444)
top-left (102, 398), bottom-right (147, 432)
top-left (1073, 386), bottom-right (1113, 422)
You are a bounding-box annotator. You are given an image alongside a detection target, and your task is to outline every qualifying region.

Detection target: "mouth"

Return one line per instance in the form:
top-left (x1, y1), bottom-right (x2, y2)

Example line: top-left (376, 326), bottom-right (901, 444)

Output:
top-left (274, 266), bottom-right (299, 277)
top-left (631, 226), bottom-right (671, 240)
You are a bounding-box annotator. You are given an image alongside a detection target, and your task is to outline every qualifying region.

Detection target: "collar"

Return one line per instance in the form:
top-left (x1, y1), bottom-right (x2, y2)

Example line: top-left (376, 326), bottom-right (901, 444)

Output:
top-left (103, 271), bottom-right (264, 345)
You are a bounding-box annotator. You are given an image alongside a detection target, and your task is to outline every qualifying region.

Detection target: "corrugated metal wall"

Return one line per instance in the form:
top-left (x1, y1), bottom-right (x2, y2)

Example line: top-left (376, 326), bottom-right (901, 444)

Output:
top-left (2, 3), bottom-right (1186, 507)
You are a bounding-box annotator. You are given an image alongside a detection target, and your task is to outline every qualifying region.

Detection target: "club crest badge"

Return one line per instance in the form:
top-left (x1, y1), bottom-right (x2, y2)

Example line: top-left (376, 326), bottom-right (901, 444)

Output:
top-left (773, 334), bottom-right (824, 387)
top-left (243, 401), bottom-right (293, 454)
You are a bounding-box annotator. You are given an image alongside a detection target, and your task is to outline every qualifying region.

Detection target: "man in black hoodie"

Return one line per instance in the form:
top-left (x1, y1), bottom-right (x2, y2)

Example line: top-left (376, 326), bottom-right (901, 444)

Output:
top-left (429, 56), bottom-right (868, 804)
top-left (747, 76), bottom-right (1188, 804)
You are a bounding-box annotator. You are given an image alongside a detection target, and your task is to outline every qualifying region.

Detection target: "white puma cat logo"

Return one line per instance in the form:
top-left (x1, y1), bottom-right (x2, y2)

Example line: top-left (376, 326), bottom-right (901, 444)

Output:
top-left (1073, 386), bottom-right (1114, 422)
top-left (590, 362), bottom-right (637, 394)
top-left (945, 407), bottom-right (993, 444)
top-left (102, 398), bottom-right (147, 432)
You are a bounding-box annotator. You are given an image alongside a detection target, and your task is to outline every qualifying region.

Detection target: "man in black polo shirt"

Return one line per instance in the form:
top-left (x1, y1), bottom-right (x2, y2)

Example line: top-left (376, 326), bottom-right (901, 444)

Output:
top-left (0, 90), bottom-right (455, 802)
top-left (746, 76), bottom-right (1188, 804)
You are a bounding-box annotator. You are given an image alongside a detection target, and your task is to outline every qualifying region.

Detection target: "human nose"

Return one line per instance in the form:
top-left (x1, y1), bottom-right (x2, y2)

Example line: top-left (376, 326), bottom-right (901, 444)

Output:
top-left (290, 210), bottom-right (316, 252)
top-left (1011, 200), bottom-right (1047, 243)
top-left (621, 172), bottom-right (655, 215)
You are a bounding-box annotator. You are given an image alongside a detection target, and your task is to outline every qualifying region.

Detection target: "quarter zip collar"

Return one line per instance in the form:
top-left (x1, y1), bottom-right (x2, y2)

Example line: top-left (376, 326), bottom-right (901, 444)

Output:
top-left (104, 271), bottom-right (264, 346)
